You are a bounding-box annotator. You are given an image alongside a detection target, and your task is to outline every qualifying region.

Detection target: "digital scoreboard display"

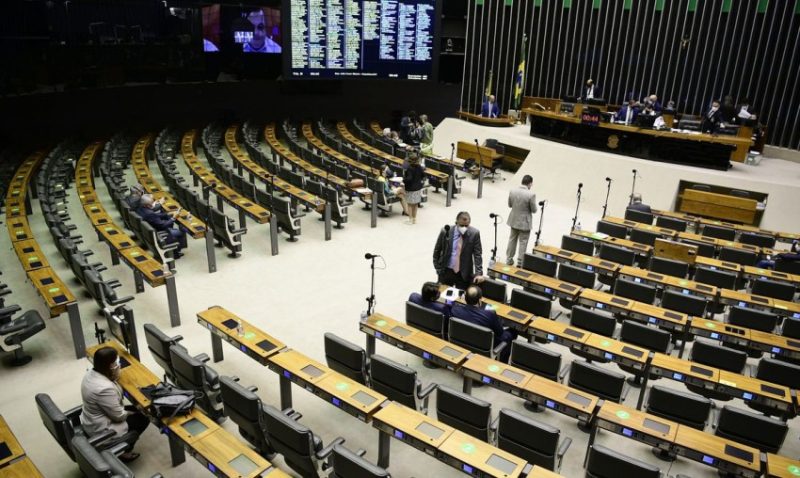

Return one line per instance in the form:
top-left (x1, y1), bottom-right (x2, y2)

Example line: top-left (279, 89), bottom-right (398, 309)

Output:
top-left (286, 0), bottom-right (437, 79)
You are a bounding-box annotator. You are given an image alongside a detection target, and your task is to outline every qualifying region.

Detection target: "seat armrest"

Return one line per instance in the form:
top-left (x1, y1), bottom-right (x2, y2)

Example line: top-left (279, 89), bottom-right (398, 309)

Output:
top-left (492, 341), bottom-right (508, 358)
top-left (315, 436), bottom-right (346, 460)
top-left (556, 437), bottom-right (572, 469)
top-left (109, 295), bottom-right (134, 306)
top-left (106, 280), bottom-right (122, 288)
top-left (247, 385), bottom-right (258, 393)
top-left (194, 352), bottom-right (210, 363)
top-left (230, 226), bottom-right (247, 235)
top-left (0, 320), bottom-right (30, 334)
top-left (354, 448), bottom-right (367, 457)
top-left (416, 382), bottom-right (438, 400)
top-left (620, 383), bottom-right (630, 402)
top-left (0, 305), bottom-right (22, 320)
top-left (106, 440), bottom-right (130, 456)
top-left (65, 404), bottom-right (83, 423)
top-left (87, 428), bottom-right (117, 447)
top-left (558, 364), bottom-right (571, 382)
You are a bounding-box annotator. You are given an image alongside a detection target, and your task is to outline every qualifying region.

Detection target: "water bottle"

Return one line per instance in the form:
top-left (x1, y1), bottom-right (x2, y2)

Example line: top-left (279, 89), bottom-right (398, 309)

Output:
top-left (488, 257), bottom-right (496, 269)
top-left (236, 319), bottom-right (245, 337)
top-left (575, 221), bottom-right (582, 231)
top-left (360, 310), bottom-right (369, 322)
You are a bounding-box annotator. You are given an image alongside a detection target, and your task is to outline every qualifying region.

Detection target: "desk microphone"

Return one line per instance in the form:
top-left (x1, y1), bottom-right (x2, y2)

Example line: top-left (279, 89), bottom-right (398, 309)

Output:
top-left (538, 200), bottom-right (546, 206)
top-left (474, 139), bottom-right (480, 145)
top-left (605, 177), bottom-right (612, 182)
top-left (364, 253), bottom-right (380, 260)
top-left (489, 213), bottom-right (499, 219)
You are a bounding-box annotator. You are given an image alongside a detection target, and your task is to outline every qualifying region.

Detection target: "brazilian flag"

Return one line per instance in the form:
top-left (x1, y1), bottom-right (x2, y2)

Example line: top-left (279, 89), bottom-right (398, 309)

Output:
top-left (514, 34), bottom-right (527, 109)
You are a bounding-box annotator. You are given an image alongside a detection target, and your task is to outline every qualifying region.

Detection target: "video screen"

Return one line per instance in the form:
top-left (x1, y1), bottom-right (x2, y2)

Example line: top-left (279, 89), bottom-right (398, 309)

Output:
top-left (201, 4), bottom-right (282, 54)
top-left (202, 4), bottom-right (221, 52)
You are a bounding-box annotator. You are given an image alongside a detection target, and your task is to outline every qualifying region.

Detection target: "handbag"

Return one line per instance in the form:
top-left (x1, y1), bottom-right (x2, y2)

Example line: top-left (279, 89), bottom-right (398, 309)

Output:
top-left (140, 383), bottom-right (201, 419)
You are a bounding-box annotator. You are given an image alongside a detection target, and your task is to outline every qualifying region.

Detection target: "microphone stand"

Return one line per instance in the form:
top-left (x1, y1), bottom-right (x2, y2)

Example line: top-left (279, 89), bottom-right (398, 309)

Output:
top-left (602, 178), bottom-right (612, 218)
top-left (489, 214), bottom-right (499, 266)
top-left (366, 255), bottom-right (377, 316)
top-left (446, 143), bottom-right (456, 206)
top-left (629, 169), bottom-right (638, 205)
top-left (535, 201), bottom-right (546, 246)
top-left (474, 139), bottom-right (484, 199)
top-left (571, 183), bottom-right (583, 231)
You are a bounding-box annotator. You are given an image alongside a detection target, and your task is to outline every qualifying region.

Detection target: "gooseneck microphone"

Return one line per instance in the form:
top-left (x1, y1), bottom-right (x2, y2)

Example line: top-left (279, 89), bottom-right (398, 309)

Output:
top-left (364, 253), bottom-right (380, 260)
top-left (538, 200), bottom-right (546, 207)
top-left (572, 183), bottom-right (583, 230)
top-left (605, 177), bottom-right (612, 182)
top-left (489, 213), bottom-right (499, 219)
top-left (602, 176), bottom-right (613, 218)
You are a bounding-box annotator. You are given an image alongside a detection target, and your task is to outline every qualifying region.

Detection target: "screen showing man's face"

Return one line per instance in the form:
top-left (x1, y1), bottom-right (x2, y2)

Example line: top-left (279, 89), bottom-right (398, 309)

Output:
top-left (248, 11), bottom-right (266, 47)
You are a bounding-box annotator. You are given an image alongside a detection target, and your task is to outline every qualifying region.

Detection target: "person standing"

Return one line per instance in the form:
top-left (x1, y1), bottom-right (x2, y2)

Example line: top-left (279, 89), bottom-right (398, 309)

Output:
top-left (403, 155), bottom-right (425, 225)
top-left (433, 211), bottom-right (484, 289)
top-left (700, 99), bottom-right (723, 133)
top-left (506, 175), bottom-right (537, 266)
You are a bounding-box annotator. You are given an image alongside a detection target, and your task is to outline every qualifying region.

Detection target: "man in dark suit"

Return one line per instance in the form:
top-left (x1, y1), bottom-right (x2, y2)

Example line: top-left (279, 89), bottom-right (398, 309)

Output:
top-left (408, 281), bottom-right (451, 318)
top-left (137, 194), bottom-right (187, 258)
top-left (700, 99), bottom-right (723, 133)
top-left (614, 99), bottom-right (639, 125)
top-left (583, 79), bottom-right (600, 100)
top-left (450, 285), bottom-right (517, 362)
top-left (481, 95), bottom-right (499, 118)
top-left (627, 193), bottom-right (651, 213)
top-left (433, 211), bottom-right (484, 289)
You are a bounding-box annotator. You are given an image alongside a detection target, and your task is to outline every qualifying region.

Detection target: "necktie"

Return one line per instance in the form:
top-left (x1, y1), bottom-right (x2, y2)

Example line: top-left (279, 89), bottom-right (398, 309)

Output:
top-left (708, 108), bottom-right (716, 119)
top-left (453, 235), bottom-right (464, 273)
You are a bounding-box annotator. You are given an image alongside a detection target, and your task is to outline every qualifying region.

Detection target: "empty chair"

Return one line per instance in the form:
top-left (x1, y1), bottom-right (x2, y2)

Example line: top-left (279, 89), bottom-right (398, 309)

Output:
top-left (570, 306), bottom-right (616, 338)
top-left (435, 385), bottom-right (491, 441)
top-left (263, 405), bottom-right (345, 477)
top-left (727, 306), bottom-right (778, 333)
top-left (655, 215), bottom-right (687, 232)
top-left (718, 247), bottom-right (758, 267)
top-left (715, 405), bottom-right (788, 453)
top-left (694, 266), bottom-right (737, 290)
top-left (660, 290), bottom-right (708, 317)
top-left (567, 360), bottom-right (627, 403)
top-left (406, 301), bottom-right (446, 338)
top-left (738, 232), bottom-right (776, 249)
top-left (219, 376), bottom-right (273, 457)
top-left (749, 358), bottom-right (800, 418)
top-left (585, 444), bottom-right (660, 478)
top-left (71, 435), bottom-right (142, 478)
top-left (495, 409), bottom-right (571, 471)
top-left (702, 224), bottom-right (736, 241)
top-left (368, 355), bottom-right (437, 413)
top-left (751, 278), bottom-right (795, 301)
top-left (509, 288), bottom-right (551, 318)
top-left (0, 306), bottom-right (46, 366)
top-left (618, 321), bottom-right (671, 382)
top-left (597, 220), bottom-right (627, 239)
top-left (624, 208), bottom-right (654, 225)
top-left (330, 445), bottom-right (390, 478)
top-left (781, 318), bottom-right (800, 339)
top-left (143, 323), bottom-right (185, 383)
top-left (522, 253), bottom-right (557, 277)
top-left (614, 278), bottom-right (657, 304)
top-left (448, 316), bottom-right (509, 363)
top-left (510, 341), bottom-right (564, 382)
top-left (323, 333), bottom-right (367, 385)
top-left (685, 340), bottom-right (746, 402)
top-left (561, 234), bottom-right (594, 256)
top-left (598, 244), bottom-right (636, 266)
top-left (630, 228), bottom-right (660, 247)
top-left (645, 385), bottom-right (712, 430)
top-left (479, 277), bottom-right (507, 303)
top-left (774, 258), bottom-right (800, 274)
top-left (681, 239), bottom-right (716, 258)
top-left (169, 345), bottom-right (224, 420)
top-left (649, 256), bottom-right (689, 278)
top-left (557, 263), bottom-right (595, 310)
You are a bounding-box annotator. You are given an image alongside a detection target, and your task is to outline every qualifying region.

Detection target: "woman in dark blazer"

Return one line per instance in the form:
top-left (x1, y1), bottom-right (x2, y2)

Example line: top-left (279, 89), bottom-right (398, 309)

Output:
top-left (403, 155), bottom-right (425, 225)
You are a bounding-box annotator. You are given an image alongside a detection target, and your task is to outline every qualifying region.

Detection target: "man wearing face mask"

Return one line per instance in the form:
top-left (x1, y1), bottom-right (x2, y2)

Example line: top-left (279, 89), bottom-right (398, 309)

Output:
top-left (80, 347), bottom-right (149, 462)
top-left (433, 211), bottom-right (485, 289)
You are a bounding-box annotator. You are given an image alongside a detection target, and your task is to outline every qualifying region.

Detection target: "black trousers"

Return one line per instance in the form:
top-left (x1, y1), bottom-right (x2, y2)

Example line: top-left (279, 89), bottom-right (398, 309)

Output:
top-left (105, 411), bottom-right (150, 452)
top-left (438, 268), bottom-right (471, 290)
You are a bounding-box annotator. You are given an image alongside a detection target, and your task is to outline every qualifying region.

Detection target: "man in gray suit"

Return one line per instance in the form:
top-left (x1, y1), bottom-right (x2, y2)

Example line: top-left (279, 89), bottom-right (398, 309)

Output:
top-left (433, 211), bottom-right (485, 289)
top-left (506, 175), bottom-right (538, 266)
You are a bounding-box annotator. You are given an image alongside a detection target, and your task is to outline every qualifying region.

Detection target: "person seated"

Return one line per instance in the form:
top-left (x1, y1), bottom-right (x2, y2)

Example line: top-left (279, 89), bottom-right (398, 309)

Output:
top-left (450, 285), bottom-right (517, 363)
top-left (615, 99), bottom-right (639, 125)
top-left (409, 281), bottom-right (451, 318)
top-left (583, 79), bottom-right (600, 100)
top-left (137, 194), bottom-right (187, 258)
top-left (627, 193), bottom-right (651, 213)
top-left (757, 242), bottom-right (800, 270)
top-left (700, 99), bottom-right (723, 133)
top-left (642, 94), bottom-right (662, 112)
top-left (481, 95), bottom-right (500, 118)
top-left (80, 346), bottom-right (149, 462)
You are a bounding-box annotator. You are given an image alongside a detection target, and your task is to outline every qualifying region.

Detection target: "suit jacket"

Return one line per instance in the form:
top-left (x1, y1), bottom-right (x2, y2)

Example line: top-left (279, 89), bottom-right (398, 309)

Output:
top-left (481, 101), bottom-right (499, 118)
top-left (615, 106), bottom-right (639, 123)
top-left (507, 186), bottom-right (538, 231)
top-left (584, 85), bottom-right (601, 99)
top-left (80, 370), bottom-right (128, 437)
top-left (450, 303), bottom-right (516, 346)
top-left (627, 203), bottom-right (652, 213)
top-left (433, 225), bottom-right (483, 281)
top-left (701, 107), bottom-right (723, 132)
top-left (137, 206), bottom-right (174, 232)
top-left (409, 293), bottom-right (451, 318)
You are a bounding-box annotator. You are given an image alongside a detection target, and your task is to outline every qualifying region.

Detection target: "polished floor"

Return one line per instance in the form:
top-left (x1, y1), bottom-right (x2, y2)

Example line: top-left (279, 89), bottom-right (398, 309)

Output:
top-left (1, 118), bottom-right (799, 477)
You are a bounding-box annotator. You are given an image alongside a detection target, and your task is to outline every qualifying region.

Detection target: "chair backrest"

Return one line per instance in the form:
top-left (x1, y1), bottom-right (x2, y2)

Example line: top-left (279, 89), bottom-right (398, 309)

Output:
top-left (557, 263), bottom-right (596, 289)
top-left (629, 228), bottom-right (660, 247)
top-left (702, 224), bottom-right (736, 241)
top-left (568, 360), bottom-right (626, 402)
top-left (645, 385), bottom-right (711, 430)
top-left (143, 323), bottom-right (181, 381)
top-left (496, 409), bottom-right (560, 470)
top-left (435, 386), bottom-right (492, 441)
top-left (35, 393), bottom-right (76, 460)
top-left (369, 355), bottom-right (418, 410)
top-left (690, 339), bottom-right (747, 373)
top-left (330, 445), bottom-right (391, 478)
top-left (751, 278), bottom-right (796, 302)
top-left (585, 444), bottom-right (661, 478)
top-left (775, 259), bottom-right (800, 274)
top-left (570, 306), bottom-right (616, 338)
top-left (693, 266), bottom-right (737, 290)
top-left (323, 333), bottom-right (368, 385)
top-left (624, 208), bottom-right (654, 224)
top-left (718, 247), bottom-right (758, 266)
top-left (649, 256), bottom-right (689, 278)
top-left (598, 244), bottom-right (636, 266)
top-left (169, 345), bottom-right (207, 390)
top-left (219, 376), bottom-right (267, 451)
top-left (509, 341), bottom-right (561, 381)
top-left (596, 220), bottom-right (627, 239)
top-left (262, 405), bottom-right (319, 477)
top-left (522, 253), bottom-right (557, 277)
top-left (620, 321), bottom-right (671, 353)
top-left (781, 318), bottom-right (800, 339)
top-left (613, 278), bottom-right (657, 304)
top-left (509, 289), bottom-right (551, 317)
top-left (479, 278), bottom-right (507, 303)
top-left (681, 239), bottom-right (715, 258)
top-left (716, 405), bottom-right (788, 453)
top-left (660, 290), bottom-right (707, 317)
top-left (655, 215), bottom-right (687, 232)
top-left (755, 357), bottom-right (800, 389)
top-left (448, 316), bottom-right (494, 357)
top-left (738, 232), bottom-right (776, 249)
top-left (561, 235), bottom-right (594, 256)
top-left (405, 301), bottom-right (445, 337)
top-left (728, 306), bottom-right (778, 333)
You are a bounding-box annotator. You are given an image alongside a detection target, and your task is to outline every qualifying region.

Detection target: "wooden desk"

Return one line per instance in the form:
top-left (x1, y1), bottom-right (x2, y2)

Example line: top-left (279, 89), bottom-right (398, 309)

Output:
top-left (187, 427), bottom-right (274, 478)
top-left (0, 416), bottom-right (25, 468)
top-left (527, 466), bottom-right (564, 478)
top-left (83, 204), bottom-right (112, 226)
top-left (618, 265), bottom-right (718, 301)
top-left (582, 333), bottom-right (649, 372)
top-left (770, 298), bottom-right (800, 321)
top-left (12, 239), bottom-right (49, 272)
top-left (593, 402), bottom-right (677, 450)
top-left (460, 354), bottom-right (532, 397)
top-left (648, 353), bottom-right (719, 389)
top-left (689, 318), bottom-right (750, 346)
top-left (264, 124), bottom-right (352, 191)
top-left (677, 231), bottom-right (763, 255)
top-left (528, 317), bottom-right (589, 352)
top-left (372, 401), bottom-right (455, 468)
top-left (522, 375), bottom-right (598, 424)
top-left (695, 256), bottom-right (743, 274)
top-left (97, 224), bottom-right (136, 250)
top-left (488, 263), bottom-right (583, 302)
top-left (301, 123), bottom-right (377, 178)
top-left (679, 189), bottom-right (759, 225)
top-left (748, 328), bottom-right (800, 360)
top-left (604, 216), bottom-right (679, 239)
top-left (628, 302), bottom-right (689, 334)
top-left (6, 217), bottom-right (33, 243)
top-left (118, 246), bottom-right (171, 288)
top-left (576, 288), bottom-right (635, 315)
top-left (571, 229), bottom-right (652, 256)
top-left (673, 425), bottom-right (761, 477)
top-left (86, 342), bottom-right (161, 408)
top-left (25, 267), bottom-right (76, 318)
top-left (314, 373), bottom-right (387, 422)
top-left (456, 141), bottom-right (504, 169)
top-left (438, 429), bottom-right (527, 478)
top-left (742, 266), bottom-right (800, 287)
top-left (456, 110), bottom-right (515, 127)
top-left (767, 453), bottom-right (800, 478)
top-left (0, 457), bottom-right (44, 477)
top-left (533, 245), bottom-right (620, 277)
top-left (716, 370), bottom-right (794, 418)
top-left (456, 295), bottom-right (533, 334)
top-left (197, 306), bottom-right (286, 365)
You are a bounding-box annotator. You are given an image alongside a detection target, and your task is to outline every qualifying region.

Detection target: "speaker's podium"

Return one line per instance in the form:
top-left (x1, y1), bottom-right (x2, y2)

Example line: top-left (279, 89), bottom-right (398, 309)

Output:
top-left (654, 238), bottom-right (698, 264)
top-left (457, 141), bottom-right (503, 178)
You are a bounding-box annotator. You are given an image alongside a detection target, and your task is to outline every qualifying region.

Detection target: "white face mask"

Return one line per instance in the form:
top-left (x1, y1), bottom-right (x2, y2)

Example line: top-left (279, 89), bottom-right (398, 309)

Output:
top-left (458, 226), bottom-right (468, 235)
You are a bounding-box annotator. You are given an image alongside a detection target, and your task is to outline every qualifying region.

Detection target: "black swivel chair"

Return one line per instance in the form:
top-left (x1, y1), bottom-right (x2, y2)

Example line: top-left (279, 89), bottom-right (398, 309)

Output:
top-left (169, 345), bottom-right (224, 421)
top-left (219, 376), bottom-right (273, 457)
top-left (368, 355), bottom-right (437, 414)
top-left (624, 208), bottom-right (654, 224)
top-left (597, 244), bottom-right (635, 287)
top-left (324, 333), bottom-right (368, 385)
top-left (655, 216), bottom-right (687, 232)
top-left (614, 278), bottom-right (657, 305)
top-left (448, 315), bottom-right (508, 362)
top-left (660, 290), bottom-right (708, 318)
top-left (557, 263), bottom-right (596, 310)
top-left (480, 277), bottom-right (507, 303)
top-left (262, 405), bottom-right (345, 477)
top-left (567, 360), bottom-right (627, 403)
top-left (685, 340), bottom-right (746, 402)
top-left (751, 278), bottom-right (796, 302)
top-left (0, 306), bottom-right (45, 366)
top-left (718, 247), bottom-right (758, 267)
top-left (330, 445), bottom-right (390, 478)
top-left (618, 321), bottom-right (671, 383)
top-left (630, 228), bottom-right (660, 247)
top-left (570, 306), bottom-right (616, 338)
top-left (71, 435), bottom-right (149, 478)
top-left (143, 323), bottom-right (185, 383)
top-left (509, 288), bottom-right (552, 318)
top-left (36, 393), bottom-right (120, 462)
top-left (585, 444), bottom-right (660, 478)
top-left (495, 409), bottom-right (571, 472)
top-left (728, 306), bottom-right (778, 333)
top-left (597, 220), bottom-right (627, 239)
top-left (694, 266), bottom-right (737, 290)
top-left (649, 256), bottom-right (689, 278)
top-left (781, 318), bottom-right (800, 339)
top-left (738, 232), bottom-right (776, 249)
top-left (715, 405), bottom-right (788, 453)
top-left (681, 239), bottom-right (716, 258)
top-left (435, 385), bottom-right (492, 441)
top-left (561, 235), bottom-right (595, 256)
top-left (509, 341), bottom-right (566, 383)
top-left (749, 358), bottom-right (800, 418)
top-left (405, 301), bottom-right (446, 338)
top-left (702, 225), bottom-right (736, 241)
top-left (522, 253), bottom-right (558, 277)
top-left (646, 385), bottom-right (712, 430)
top-left (775, 258), bottom-right (800, 274)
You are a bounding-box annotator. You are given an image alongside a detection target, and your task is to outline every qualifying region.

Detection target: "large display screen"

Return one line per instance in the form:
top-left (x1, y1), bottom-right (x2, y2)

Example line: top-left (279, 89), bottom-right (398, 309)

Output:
top-left (202, 4), bottom-right (282, 54)
top-left (286, 0), bottom-right (437, 79)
